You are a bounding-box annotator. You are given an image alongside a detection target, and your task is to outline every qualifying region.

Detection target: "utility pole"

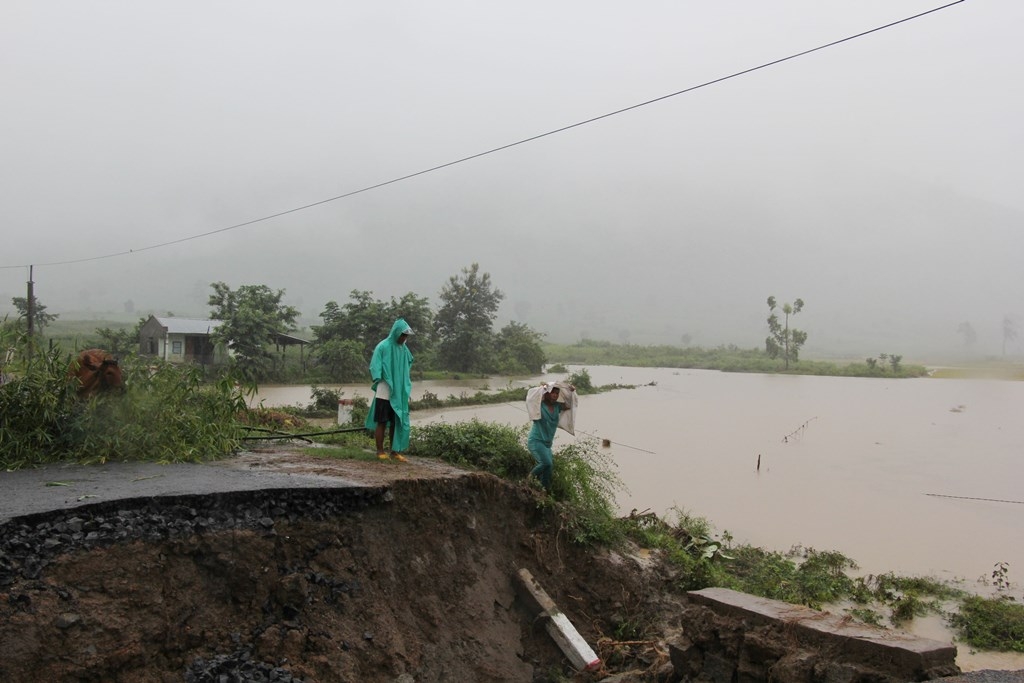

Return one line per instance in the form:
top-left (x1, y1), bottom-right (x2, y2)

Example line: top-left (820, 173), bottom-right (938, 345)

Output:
top-left (26, 265), bottom-right (35, 360)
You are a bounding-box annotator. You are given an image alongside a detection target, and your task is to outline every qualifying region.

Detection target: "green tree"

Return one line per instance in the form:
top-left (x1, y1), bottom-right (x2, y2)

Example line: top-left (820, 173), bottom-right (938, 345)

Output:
top-left (387, 292), bottom-right (434, 364)
top-left (208, 282), bottom-right (299, 382)
top-left (94, 317), bottom-right (147, 357)
top-left (313, 339), bottom-right (365, 381)
top-left (888, 354), bottom-right (902, 373)
top-left (314, 291), bottom-right (389, 358)
top-left (312, 290), bottom-right (434, 375)
top-left (1003, 316), bottom-right (1018, 356)
top-left (956, 322), bottom-right (977, 350)
top-left (435, 263), bottom-right (504, 373)
top-left (11, 296), bottom-right (58, 332)
top-left (766, 296), bottom-right (806, 369)
top-left (494, 321), bottom-right (546, 374)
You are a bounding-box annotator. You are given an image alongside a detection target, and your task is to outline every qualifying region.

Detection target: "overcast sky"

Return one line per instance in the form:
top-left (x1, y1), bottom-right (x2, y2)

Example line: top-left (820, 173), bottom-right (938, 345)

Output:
top-left (2, 0), bottom-right (1021, 358)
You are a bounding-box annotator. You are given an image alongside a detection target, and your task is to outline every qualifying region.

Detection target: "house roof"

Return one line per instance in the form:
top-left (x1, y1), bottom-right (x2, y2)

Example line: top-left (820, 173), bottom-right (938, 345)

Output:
top-left (149, 316), bottom-right (308, 344)
top-left (273, 332), bottom-right (310, 346)
top-left (153, 317), bottom-right (223, 335)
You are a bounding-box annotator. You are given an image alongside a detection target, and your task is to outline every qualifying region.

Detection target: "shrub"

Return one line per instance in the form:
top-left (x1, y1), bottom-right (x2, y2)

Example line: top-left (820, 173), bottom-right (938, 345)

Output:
top-left (0, 348), bottom-right (246, 468)
top-left (549, 436), bottom-right (624, 545)
top-left (950, 596), bottom-right (1024, 652)
top-left (409, 420), bottom-right (533, 479)
top-left (308, 385), bottom-right (342, 412)
top-left (567, 367), bottom-right (594, 392)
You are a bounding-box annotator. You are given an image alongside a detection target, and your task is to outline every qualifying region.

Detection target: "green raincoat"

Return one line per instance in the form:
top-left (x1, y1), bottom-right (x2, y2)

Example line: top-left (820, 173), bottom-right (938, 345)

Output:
top-left (363, 318), bottom-right (414, 452)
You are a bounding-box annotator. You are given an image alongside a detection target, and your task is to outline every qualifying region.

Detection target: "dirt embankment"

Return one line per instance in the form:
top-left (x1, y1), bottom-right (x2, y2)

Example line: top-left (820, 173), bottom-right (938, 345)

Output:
top-left (0, 461), bottom-right (679, 682)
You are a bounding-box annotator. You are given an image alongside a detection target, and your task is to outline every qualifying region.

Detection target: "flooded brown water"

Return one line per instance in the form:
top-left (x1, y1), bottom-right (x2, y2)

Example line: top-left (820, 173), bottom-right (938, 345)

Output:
top-left (413, 366), bottom-right (1024, 581)
top-left (257, 367), bottom-right (1024, 671)
top-left (257, 367), bottom-right (1024, 579)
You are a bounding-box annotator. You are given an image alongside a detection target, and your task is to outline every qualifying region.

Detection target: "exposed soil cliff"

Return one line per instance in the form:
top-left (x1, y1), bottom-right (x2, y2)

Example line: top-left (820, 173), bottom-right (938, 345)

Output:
top-left (0, 456), bottom-right (680, 682)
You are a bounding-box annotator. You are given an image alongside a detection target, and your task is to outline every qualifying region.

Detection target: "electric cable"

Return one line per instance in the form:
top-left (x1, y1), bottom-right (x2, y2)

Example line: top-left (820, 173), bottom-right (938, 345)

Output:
top-left (1, 0), bottom-right (964, 271)
top-left (925, 493), bottom-right (1024, 505)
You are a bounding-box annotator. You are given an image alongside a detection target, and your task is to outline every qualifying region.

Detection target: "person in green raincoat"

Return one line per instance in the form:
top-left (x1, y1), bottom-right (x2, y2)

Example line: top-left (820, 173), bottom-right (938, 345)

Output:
top-left (364, 318), bottom-right (414, 461)
top-left (526, 381), bottom-right (576, 491)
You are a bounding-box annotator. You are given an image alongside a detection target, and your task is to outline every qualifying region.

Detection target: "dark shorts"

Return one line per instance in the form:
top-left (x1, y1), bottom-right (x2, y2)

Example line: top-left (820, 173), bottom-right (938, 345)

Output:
top-left (372, 397), bottom-right (396, 424)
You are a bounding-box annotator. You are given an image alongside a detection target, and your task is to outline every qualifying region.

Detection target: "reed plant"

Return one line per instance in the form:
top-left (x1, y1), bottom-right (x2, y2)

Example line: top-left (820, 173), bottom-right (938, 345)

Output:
top-left (0, 347), bottom-right (246, 469)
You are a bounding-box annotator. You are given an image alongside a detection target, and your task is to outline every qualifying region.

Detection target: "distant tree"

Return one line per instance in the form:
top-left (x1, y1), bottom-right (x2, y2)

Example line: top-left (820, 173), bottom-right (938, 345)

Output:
top-left (313, 339), bottom-right (365, 381)
top-left (765, 296), bottom-right (806, 369)
top-left (435, 263), bottom-right (503, 373)
top-left (313, 290), bottom-right (434, 374)
top-left (11, 296), bottom-right (58, 332)
top-left (315, 291), bottom-right (389, 358)
top-left (956, 322), bottom-right (977, 349)
top-left (388, 291), bottom-right (434, 363)
top-left (208, 282), bottom-right (299, 382)
top-left (494, 321), bottom-right (546, 374)
top-left (1002, 316), bottom-right (1018, 356)
top-left (94, 317), bottom-right (147, 357)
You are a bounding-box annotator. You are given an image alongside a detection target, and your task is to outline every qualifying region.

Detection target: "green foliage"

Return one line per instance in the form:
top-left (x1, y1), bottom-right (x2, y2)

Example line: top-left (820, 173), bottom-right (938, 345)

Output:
top-left (435, 263), bottom-right (503, 373)
top-left (0, 346), bottom-right (77, 465)
top-left (567, 367), bottom-right (594, 392)
top-left (786, 547), bottom-right (859, 608)
top-left (408, 423), bottom-right (623, 546)
top-left (308, 385), bottom-right (342, 412)
top-left (542, 341), bottom-right (929, 378)
top-left (847, 607), bottom-right (884, 626)
top-left (94, 317), bottom-right (147, 357)
top-left (493, 321), bottom-right (546, 374)
top-left (620, 509), bottom-right (973, 623)
top-left (546, 363), bottom-right (568, 373)
top-left (991, 561), bottom-right (1011, 592)
top-left (951, 595), bottom-right (1024, 652)
top-left (548, 437), bottom-right (624, 545)
top-left (1003, 316), bottom-right (1018, 356)
top-left (347, 395), bottom-right (370, 427)
top-left (409, 385), bottom-right (527, 411)
top-left (312, 290), bottom-right (434, 377)
top-left (409, 419), bottom-right (533, 479)
top-left (0, 348), bottom-right (246, 469)
top-left (766, 296), bottom-right (806, 369)
top-left (855, 572), bottom-right (964, 625)
top-left (208, 282), bottom-right (300, 382)
top-left (311, 339), bottom-right (365, 382)
top-left (11, 296), bottom-right (58, 332)
top-left (957, 321), bottom-right (977, 348)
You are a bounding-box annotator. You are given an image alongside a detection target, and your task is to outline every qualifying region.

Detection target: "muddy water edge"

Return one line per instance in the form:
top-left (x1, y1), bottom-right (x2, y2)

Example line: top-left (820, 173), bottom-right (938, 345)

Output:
top-left (258, 366), bottom-right (1024, 672)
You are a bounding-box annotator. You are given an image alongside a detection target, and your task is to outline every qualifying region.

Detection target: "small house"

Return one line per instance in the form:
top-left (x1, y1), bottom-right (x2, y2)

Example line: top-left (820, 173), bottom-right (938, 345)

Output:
top-left (138, 316), bottom-right (226, 366)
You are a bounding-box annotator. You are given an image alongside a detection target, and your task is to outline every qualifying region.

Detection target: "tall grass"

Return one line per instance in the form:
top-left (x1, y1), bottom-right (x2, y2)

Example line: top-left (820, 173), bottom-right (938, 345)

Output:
top-left (543, 340), bottom-right (930, 378)
top-left (1, 347), bottom-right (247, 469)
top-left (409, 422), bottom-right (624, 544)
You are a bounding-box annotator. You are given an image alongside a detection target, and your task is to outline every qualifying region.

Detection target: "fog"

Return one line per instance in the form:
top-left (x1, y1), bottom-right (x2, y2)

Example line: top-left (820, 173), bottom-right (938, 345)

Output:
top-left (2, 1), bottom-right (1022, 360)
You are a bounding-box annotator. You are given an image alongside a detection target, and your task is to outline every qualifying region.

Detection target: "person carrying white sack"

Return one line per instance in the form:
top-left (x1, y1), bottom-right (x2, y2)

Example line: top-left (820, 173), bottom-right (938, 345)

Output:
top-left (525, 381), bottom-right (577, 490)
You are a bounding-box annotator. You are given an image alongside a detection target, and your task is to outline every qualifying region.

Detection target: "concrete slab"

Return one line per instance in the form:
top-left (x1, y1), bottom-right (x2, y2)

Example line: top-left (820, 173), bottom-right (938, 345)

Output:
top-left (688, 587), bottom-right (957, 673)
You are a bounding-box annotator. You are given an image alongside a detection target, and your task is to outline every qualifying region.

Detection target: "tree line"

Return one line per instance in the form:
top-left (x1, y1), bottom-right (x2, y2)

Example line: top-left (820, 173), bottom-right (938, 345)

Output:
top-left (4, 263), bottom-right (545, 384)
top-left (301, 263), bottom-right (545, 382)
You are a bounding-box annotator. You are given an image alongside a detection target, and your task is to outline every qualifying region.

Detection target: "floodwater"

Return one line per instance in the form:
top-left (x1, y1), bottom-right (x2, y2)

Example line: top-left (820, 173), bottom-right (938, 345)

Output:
top-left (256, 366), bottom-right (1024, 670)
top-left (257, 366), bottom-right (1024, 579)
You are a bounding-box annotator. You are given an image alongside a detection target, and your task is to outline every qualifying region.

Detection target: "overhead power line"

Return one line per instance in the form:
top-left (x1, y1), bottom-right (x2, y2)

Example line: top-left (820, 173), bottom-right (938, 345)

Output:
top-left (2, 0), bottom-right (964, 271)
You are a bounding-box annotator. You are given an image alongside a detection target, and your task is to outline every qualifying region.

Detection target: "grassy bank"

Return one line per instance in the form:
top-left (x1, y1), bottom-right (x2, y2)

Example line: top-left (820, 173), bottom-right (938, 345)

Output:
top-left (297, 419), bottom-right (1024, 655)
top-left (3, 343), bottom-right (1019, 654)
top-left (544, 340), bottom-right (930, 378)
